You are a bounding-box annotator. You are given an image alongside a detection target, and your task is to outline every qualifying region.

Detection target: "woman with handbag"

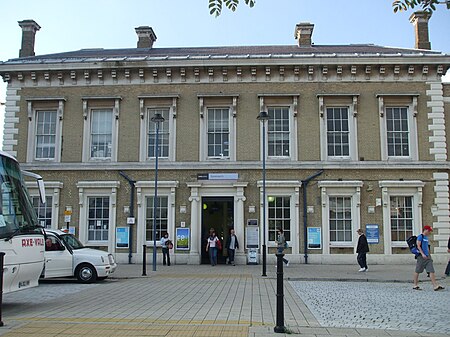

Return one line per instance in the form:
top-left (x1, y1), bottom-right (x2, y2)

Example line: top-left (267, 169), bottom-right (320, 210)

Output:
top-left (206, 230), bottom-right (219, 266)
top-left (160, 232), bottom-right (172, 266)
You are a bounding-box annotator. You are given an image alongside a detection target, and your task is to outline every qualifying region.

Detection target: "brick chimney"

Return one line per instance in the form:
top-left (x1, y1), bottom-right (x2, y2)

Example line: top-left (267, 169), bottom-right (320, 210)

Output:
top-left (409, 11), bottom-right (431, 50)
top-left (18, 20), bottom-right (41, 57)
top-left (135, 26), bottom-right (157, 48)
top-left (295, 22), bottom-right (314, 47)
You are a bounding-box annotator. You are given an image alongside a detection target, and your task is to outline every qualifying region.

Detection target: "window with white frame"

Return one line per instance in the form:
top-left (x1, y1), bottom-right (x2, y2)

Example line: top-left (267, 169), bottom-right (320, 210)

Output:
top-left (145, 196), bottom-right (169, 242)
top-left (326, 107), bottom-right (349, 157)
top-left (87, 196), bottom-right (110, 241)
top-left (207, 108), bottom-right (230, 158)
top-left (90, 109), bottom-right (113, 159)
top-left (26, 99), bottom-right (64, 163)
top-left (318, 181), bottom-right (362, 252)
top-left (35, 110), bottom-right (57, 159)
top-left (268, 196), bottom-right (291, 241)
top-left (268, 107), bottom-right (290, 157)
top-left (389, 196), bottom-right (413, 242)
top-left (329, 196), bottom-right (352, 242)
top-left (378, 95), bottom-right (418, 161)
top-left (32, 195), bottom-right (53, 228)
top-left (386, 107), bottom-right (409, 157)
top-left (147, 108), bottom-right (170, 158)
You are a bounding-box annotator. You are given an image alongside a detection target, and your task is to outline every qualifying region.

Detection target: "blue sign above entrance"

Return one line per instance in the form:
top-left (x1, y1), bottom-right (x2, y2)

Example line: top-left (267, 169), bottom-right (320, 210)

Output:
top-left (197, 173), bottom-right (238, 181)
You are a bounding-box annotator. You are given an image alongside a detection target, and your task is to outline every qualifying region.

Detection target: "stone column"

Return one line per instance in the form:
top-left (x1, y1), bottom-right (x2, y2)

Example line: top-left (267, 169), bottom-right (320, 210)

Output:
top-left (188, 184), bottom-right (201, 264)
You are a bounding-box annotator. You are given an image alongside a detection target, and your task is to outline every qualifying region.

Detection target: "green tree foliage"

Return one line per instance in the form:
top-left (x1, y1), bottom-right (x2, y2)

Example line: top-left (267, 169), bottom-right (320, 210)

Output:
top-left (393, 0), bottom-right (450, 13)
top-left (209, 0), bottom-right (255, 17)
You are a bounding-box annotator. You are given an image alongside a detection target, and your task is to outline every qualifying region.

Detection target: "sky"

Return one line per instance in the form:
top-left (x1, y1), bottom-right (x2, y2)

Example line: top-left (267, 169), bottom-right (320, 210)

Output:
top-left (0, 0), bottom-right (449, 147)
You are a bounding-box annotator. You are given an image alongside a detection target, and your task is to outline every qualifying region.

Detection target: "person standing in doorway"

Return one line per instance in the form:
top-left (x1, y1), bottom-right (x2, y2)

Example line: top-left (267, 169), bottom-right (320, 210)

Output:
top-left (275, 228), bottom-right (289, 267)
top-left (356, 228), bottom-right (369, 272)
top-left (160, 232), bottom-right (171, 266)
top-left (206, 230), bottom-right (219, 266)
top-left (226, 229), bottom-right (239, 266)
top-left (445, 236), bottom-right (450, 276)
top-left (413, 225), bottom-right (445, 291)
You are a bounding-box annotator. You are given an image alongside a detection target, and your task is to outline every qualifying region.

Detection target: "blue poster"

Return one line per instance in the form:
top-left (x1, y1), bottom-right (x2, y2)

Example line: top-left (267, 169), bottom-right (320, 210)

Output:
top-left (366, 224), bottom-right (379, 244)
top-left (116, 227), bottom-right (129, 248)
top-left (307, 227), bottom-right (321, 249)
top-left (176, 228), bottom-right (190, 250)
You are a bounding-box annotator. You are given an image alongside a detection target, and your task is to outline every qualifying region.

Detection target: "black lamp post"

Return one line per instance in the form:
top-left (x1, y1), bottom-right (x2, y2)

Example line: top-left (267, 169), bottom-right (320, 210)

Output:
top-left (257, 111), bottom-right (269, 277)
top-left (151, 112), bottom-right (165, 272)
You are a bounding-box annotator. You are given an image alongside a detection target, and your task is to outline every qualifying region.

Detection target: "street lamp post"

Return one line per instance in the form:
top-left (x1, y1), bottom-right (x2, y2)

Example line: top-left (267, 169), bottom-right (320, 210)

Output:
top-left (257, 111), bottom-right (269, 277)
top-left (151, 112), bottom-right (165, 272)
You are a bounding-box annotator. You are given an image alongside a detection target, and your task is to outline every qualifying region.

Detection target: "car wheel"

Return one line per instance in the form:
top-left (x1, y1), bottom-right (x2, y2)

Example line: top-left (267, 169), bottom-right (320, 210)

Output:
top-left (75, 263), bottom-right (98, 283)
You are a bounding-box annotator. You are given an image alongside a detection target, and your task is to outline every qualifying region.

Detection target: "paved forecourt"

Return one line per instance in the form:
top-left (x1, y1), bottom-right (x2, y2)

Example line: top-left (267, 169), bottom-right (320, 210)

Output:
top-left (0, 263), bottom-right (448, 337)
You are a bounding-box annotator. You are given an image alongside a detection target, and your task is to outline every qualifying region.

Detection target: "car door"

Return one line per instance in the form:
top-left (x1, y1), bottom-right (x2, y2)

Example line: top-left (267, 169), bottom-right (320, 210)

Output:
top-left (44, 235), bottom-right (73, 278)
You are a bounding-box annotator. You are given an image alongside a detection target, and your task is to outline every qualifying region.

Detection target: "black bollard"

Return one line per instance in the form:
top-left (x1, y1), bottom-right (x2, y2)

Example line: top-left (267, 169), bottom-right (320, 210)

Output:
top-left (0, 252), bottom-right (5, 327)
top-left (142, 245), bottom-right (147, 276)
top-left (274, 253), bottom-right (286, 333)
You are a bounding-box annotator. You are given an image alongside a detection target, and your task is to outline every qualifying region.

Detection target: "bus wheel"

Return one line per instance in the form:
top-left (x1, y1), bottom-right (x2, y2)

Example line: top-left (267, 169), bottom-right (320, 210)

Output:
top-left (76, 263), bottom-right (97, 283)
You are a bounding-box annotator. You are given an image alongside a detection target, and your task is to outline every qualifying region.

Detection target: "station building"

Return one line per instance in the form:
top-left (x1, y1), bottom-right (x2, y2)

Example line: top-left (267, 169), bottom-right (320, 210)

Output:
top-left (1, 14), bottom-right (449, 264)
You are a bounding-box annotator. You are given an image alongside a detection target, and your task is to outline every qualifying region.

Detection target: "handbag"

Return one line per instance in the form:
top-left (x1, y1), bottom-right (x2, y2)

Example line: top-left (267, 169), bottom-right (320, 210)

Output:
top-left (168, 241), bottom-right (174, 249)
top-left (216, 239), bottom-right (222, 250)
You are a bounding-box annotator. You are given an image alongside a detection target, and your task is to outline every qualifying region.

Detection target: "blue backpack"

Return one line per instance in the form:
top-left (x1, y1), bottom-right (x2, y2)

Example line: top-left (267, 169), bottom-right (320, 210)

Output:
top-left (406, 234), bottom-right (422, 256)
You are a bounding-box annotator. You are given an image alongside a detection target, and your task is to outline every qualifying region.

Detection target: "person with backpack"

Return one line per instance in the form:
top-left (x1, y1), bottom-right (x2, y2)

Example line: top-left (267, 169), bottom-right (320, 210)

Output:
top-left (356, 228), bottom-right (369, 272)
top-left (412, 225), bottom-right (445, 291)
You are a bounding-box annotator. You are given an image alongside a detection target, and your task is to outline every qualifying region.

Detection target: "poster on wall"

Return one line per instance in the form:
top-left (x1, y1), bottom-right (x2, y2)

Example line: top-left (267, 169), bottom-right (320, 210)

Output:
top-left (307, 227), bottom-right (321, 249)
top-left (365, 224), bottom-right (379, 244)
top-left (116, 227), bottom-right (129, 249)
top-left (176, 227), bottom-right (190, 250)
top-left (246, 226), bottom-right (259, 248)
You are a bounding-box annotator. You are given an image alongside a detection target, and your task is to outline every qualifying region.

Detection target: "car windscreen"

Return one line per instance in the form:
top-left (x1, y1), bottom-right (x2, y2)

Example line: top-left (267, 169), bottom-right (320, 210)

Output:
top-left (60, 233), bottom-right (84, 250)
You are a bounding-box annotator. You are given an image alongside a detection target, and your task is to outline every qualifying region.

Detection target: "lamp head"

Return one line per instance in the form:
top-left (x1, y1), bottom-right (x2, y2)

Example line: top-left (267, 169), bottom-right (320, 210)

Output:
top-left (257, 111), bottom-right (269, 121)
top-left (151, 112), bottom-right (165, 123)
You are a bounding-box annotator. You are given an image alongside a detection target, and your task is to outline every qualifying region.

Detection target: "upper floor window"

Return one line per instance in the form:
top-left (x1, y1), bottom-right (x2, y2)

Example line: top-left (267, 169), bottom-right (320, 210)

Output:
top-left (82, 97), bottom-right (121, 162)
top-left (268, 107), bottom-right (290, 157)
top-left (378, 95), bottom-right (418, 161)
top-left (139, 95), bottom-right (178, 162)
top-left (90, 109), bottom-right (113, 159)
top-left (26, 98), bottom-right (65, 163)
top-left (199, 94), bottom-right (238, 161)
top-left (147, 108), bottom-right (170, 158)
top-left (207, 108), bottom-right (230, 158)
top-left (319, 95), bottom-right (358, 161)
top-left (259, 94), bottom-right (298, 161)
top-left (386, 107), bottom-right (409, 157)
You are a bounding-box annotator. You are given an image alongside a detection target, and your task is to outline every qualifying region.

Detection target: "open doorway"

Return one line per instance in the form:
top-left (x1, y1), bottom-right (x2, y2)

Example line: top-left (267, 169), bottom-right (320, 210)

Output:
top-left (201, 197), bottom-right (234, 264)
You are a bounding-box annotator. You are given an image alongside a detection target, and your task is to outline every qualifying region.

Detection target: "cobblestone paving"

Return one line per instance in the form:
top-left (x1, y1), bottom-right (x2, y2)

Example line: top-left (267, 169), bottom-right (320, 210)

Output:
top-left (290, 281), bottom-right (450, 335)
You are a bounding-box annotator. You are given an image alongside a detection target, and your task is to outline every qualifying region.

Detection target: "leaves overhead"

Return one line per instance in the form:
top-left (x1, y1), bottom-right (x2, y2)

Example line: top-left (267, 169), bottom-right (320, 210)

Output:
top-left (209, 0), bottom-right (256, 17)
top-left (392, 0), bottom-right (449, 14)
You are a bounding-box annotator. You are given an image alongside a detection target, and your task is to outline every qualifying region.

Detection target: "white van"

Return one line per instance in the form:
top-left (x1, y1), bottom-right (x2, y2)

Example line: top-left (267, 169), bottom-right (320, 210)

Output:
top-left (42, 229), bottom-right (117, 283)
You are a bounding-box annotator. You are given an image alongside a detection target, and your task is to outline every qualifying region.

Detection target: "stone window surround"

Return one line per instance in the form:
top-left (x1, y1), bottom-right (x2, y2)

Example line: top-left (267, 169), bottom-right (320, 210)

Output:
top-left (138, 94), bottom-right (178, 162)
top-left (26, 97), bottom-right (65, 163)
top-left (25, 181), bottom-right (63, 230)
top-left (379, 180), bottom-right (424, 254)
top-left (198, 94), bottom-right (238, 162)
top-left (76, 181), bottom-right (120, 252)
top-left (318, 180), bottom-right (363, 253)
top-left (377, 94), bottom-right (419, 161)
top-left (81, 96), bottom-right (121, 163)
top-left (258, 94), bottom-right (299, 161)
top-left (318, 94), bottom-right (359, 161)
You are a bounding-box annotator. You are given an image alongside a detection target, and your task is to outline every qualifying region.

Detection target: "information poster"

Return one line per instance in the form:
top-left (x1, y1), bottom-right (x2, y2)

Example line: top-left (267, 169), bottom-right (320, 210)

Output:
top-left (307, 227), bottom-right (321, 249)
top-left (116, 227), bottom-right (129, 248)
top-left (246, 226), bottom-right (259, 248)
top-left (176, 227), bottom-right (190, 250)
top-left (366, 224), bottom-right (379, 244)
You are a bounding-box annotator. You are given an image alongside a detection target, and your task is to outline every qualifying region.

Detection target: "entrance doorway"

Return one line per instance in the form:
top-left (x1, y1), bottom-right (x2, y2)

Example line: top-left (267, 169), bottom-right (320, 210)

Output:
top-left (201, 197), bottom-right (234, 264)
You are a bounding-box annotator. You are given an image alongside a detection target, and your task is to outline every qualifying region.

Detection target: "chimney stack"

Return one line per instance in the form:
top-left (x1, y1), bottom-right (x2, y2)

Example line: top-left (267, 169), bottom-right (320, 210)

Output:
top-left (409, 11), bottom-right (431, 50)
top-left (295, 22), bottom-right (314, 47)
top-left (135, 26), bottom-right (157, 48)
top-left (18, 20), bottom-right (41, 57)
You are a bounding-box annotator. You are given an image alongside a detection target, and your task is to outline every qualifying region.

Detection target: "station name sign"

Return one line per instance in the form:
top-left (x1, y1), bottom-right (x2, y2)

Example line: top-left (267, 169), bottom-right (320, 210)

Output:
top-left (197, 173), bottom-right (239, 181)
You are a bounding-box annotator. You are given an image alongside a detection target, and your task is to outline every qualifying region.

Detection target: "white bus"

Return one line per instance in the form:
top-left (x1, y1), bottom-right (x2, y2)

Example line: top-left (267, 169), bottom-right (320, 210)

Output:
top-left (0, 151), bottom-right (46, 294)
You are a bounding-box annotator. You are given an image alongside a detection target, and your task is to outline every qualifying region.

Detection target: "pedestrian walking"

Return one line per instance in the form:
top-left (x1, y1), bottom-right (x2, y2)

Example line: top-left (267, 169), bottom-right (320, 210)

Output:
top-left (226, 228), bottom-right (239, 266)
top-left (413, 225), bottom-right (445, 291)
top-left (275, 228), bottom-right (289, 267)
top-left (206, 230), bottom-right (219, 266)
top-left (160, 232), bottom-right (172, 266)
top-left (356, 228), bottom-right (369, 272)
top-left (445, 236), bottom-right (450, 276)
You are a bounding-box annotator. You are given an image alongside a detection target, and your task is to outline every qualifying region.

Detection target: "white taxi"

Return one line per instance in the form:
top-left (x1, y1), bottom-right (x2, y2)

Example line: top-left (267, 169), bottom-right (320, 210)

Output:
top-left (42, 229), bottom-right (117, 283)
